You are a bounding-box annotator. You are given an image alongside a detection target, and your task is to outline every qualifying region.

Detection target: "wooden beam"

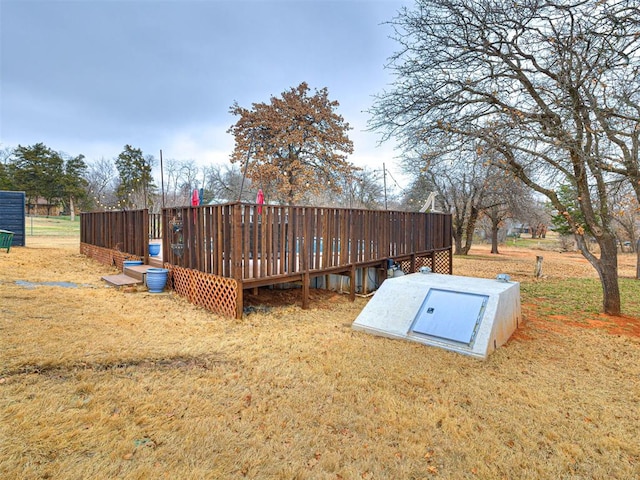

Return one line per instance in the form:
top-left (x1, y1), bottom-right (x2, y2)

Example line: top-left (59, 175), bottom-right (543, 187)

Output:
top-left (236, 280), bottom-right (244, 319)
top-left (349, 264), bottom-right (356, 302)
top-left (302, 272), bottom-right (310, 309)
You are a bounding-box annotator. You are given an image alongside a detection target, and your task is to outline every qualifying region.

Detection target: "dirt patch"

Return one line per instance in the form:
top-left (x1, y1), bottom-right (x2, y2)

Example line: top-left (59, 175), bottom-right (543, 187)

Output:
top-left (457, 243), bottom-right (638, 281)
top-left (554, 313), bottom-right (640, 338)
top-left (244, 285), bottom-right (344, 311)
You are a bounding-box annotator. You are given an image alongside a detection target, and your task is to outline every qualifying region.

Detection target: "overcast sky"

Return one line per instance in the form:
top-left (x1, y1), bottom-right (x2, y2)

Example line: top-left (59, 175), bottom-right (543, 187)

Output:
top-left (1, 0), bottom-right (411, 187)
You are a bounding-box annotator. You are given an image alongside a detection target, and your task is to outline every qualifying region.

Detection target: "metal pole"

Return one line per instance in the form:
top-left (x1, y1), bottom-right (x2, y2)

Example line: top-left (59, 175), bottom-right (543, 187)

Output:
top-left (143, 156), bottom-right (148, 210)
top-left (238, 132), bottom-right (255, 202)
top-left (160, 149), bottom-right (165, 209)
top-left (383, 162), bottom-right (388, 210)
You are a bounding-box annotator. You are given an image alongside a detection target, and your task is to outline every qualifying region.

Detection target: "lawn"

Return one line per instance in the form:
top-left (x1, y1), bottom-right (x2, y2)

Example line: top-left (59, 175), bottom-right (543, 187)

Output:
top-left (24, 215), bottom-right (80, 236)
top-left (1, 236), bottom-right (639, 479)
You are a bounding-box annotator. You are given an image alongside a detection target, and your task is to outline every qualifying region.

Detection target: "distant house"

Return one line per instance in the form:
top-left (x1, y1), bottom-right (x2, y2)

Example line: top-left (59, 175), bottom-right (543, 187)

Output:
top-left (507, 222), bottom-right (548, 238)
top-left (26, 197), bottom-right (62, 216)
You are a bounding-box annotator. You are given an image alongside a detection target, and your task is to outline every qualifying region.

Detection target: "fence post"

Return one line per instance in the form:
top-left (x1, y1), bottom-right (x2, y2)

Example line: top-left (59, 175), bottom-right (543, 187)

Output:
top-left (231, 204), bottom-right (244, 318)
top-left (143, 209), bottom-right (149, 265)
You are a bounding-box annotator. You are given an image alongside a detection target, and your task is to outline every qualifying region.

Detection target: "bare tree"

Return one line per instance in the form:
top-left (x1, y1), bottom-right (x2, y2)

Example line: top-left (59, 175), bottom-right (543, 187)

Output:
top-left (511, 195), bottom-right (551, 241)
top-left (0, 146), bottom-right (14, 190)
top-left (403, 149), bottom-right (496, 255)
top-left (370, 0), bottom-right (640, 314)
top-left (0, 145), bottom-right (13, 164)
top-left (481, 175), bottom-right (535, 254)
top-left (609, 183), bottom-right (640, 254)
top-left (177, 160), bottom-right (200, 202)
top-left (85, 157), bottom-right (118, 210)
top-left (203, 163), bottom-right (256, 203)
top-left (332, 168), bottom-right (385, 209)
top-left (162, 158), bottom-right (202, 207)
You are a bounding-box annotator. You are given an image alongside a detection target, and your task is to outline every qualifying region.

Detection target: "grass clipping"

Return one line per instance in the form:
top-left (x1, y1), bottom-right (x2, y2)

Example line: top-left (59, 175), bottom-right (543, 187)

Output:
top-left (1, 236), bottom-right (639, 479)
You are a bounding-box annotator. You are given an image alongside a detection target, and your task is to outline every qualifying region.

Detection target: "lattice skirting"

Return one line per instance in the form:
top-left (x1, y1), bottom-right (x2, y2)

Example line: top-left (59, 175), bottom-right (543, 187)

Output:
top-left (399, 250), bottom-right (452, 275)
top-left (80, 242), bottom-right (143, 271)
top-left (170, 266), bottom-right (238, 318)
top-left (432, 250), bottom-right (452, 274)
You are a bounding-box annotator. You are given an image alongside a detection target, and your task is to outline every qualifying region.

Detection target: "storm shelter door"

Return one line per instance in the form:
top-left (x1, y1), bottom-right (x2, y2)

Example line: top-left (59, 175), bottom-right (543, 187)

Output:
top-left (410, 289), bottom-right (489, 345)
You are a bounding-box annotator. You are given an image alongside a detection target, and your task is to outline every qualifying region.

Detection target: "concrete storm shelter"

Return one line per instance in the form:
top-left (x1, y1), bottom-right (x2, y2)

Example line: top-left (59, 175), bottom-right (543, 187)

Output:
top-left (352, 272), bottom-right (521, 359)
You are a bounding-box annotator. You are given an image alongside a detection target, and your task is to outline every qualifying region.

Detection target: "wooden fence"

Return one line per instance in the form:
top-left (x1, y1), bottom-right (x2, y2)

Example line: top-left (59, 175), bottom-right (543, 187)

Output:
top-left (81, 204), bottom-right (452, 318)
top-left (80, 209), bottom-right (149, 261)
top-left (163, 203), bottom-right (451, 283)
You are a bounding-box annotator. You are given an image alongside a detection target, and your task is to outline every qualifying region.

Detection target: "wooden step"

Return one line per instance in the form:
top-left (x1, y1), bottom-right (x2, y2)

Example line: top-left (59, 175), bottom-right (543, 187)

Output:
top-left (148, 256), bottom-right (164, 268)
top-left (124, 264), bottom-right (155, 282)
top-left (102, 273), bottom-right (142, 287)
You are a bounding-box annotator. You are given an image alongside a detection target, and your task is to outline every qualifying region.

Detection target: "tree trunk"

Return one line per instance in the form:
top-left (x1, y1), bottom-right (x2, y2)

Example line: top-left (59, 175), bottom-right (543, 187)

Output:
top-left (69, 196), bottom-right (75, 222)
top-left (454, 235), bottom-right (463, 255)
top-left (460, 206), bottom-right (478, 255)
top-left (452, 206), bottom-right (478, 255)
top-left (599, 259), bottom-right (621, 316)
top-left (452, 221), bottom-right (464, 255)
top-left (577, 234), bottom-right (621, 315)
top-left (490, 216), bottom-right (500, 254)
top-left (534, 256), bottom-right (543, 278)
top-left (636, 239), bottom-right (640, 280)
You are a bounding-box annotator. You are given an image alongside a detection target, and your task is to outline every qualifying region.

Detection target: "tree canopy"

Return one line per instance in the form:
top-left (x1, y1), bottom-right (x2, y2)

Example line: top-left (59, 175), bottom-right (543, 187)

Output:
top-left (5, 143), bottom-right (88, 216)
top-left (115, 145), bottom-right (156, 209)
top-left (228, 82), bottom-right (357, 204)
top-left (370, 0), bottom-right (640, 315)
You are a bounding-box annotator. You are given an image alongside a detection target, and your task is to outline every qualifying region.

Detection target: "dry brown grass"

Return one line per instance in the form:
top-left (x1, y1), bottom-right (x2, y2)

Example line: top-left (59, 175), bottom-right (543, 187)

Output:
top-left (1, 236), bottom-right (639, 479)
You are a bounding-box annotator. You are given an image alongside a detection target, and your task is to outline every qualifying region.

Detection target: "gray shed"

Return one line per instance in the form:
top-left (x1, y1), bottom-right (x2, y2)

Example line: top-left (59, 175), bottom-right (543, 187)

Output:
top-left (0, 191), bottom-right (26, 246)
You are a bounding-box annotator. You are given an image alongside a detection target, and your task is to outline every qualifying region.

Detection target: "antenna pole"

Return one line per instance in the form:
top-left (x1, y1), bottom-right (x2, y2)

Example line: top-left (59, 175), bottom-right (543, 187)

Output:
top-left (160, 149), bottom-right (165, 209)
top-left (383, 163), bottom-right (388, 210)
top-left (238, 131), bottom-right (255, 202)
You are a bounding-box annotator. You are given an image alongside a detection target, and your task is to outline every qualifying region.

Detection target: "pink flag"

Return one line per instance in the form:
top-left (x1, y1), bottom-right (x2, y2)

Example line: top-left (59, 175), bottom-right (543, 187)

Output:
top-left (191, 189), bottom-right (199, 223)
top-left (256, 188), bottom-right (264, 215)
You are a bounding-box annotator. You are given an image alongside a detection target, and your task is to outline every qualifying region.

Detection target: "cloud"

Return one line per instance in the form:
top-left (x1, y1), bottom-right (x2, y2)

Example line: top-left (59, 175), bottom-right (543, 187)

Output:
top-left (162, 123), bottom-right (235, 165)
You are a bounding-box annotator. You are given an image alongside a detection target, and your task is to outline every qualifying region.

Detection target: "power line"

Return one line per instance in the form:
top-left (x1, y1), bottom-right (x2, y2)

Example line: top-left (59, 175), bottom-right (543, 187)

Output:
top-left (385, 168), bottom-right (403, 190)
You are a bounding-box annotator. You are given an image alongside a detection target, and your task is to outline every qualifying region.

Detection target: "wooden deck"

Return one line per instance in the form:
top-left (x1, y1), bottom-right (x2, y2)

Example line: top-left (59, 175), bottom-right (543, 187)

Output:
top-left (163, 204), bottom-right (452, 281)
top-left (83, 205), bottom-right (453, 318)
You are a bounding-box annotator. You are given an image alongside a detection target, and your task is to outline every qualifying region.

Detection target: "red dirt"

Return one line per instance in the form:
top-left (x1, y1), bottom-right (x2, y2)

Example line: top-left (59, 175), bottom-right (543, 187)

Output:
top-left (569, 314), bottom-right (640, 337)
top-left (517, 304), bottom-right (640, 342)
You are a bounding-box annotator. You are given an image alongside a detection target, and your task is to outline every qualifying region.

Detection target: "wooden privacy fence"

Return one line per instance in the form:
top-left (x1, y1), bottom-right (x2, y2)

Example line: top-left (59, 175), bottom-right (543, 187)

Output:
top-left (80, 209), bottom-right (149, 266)
top-left (163, 203), bottom-right (452, 317)
top-left (80, 204), bottom-right (452, 319)
top-left (164, 203), bottom-right (451, 280)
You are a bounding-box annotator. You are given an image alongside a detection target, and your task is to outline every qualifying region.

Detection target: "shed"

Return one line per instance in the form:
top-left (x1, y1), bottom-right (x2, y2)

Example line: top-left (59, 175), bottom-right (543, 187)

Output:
top-left (0, 191), bottom-right (26, 246)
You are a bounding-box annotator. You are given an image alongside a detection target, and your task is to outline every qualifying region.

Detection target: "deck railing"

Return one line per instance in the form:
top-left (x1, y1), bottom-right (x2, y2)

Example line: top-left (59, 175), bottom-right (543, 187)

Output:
top-left (163, 203), bottom-right (452, 284)
top-left (81, 204), bottom-right (452, 318)
top-left (149, 213), bottom-right (162, 239)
